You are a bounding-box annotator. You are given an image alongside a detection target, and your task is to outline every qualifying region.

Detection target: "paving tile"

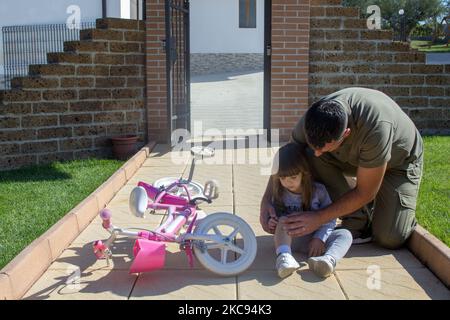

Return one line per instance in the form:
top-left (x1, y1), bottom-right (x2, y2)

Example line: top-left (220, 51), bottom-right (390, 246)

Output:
top-left (143, 151), bottom-right (192, 167)
top-left (107, 184), bottom-right (136, 208)
top-left (49, 238), bottom-right (137, 271)
top-left (235, 206), bottom-right (261, 225)
top-left (126, 166), bottom-right (187, 185)
top-left (233, 153), bottom-right (277, 176)
top-left (234, 190), bottom-right (265, 206)
top-left (234, 177), bottom-right (270, 195)
top-left (234, 165), bottom-right (272, 184)
top-left (198, 192), bottom-right (233, 207)
top-left (188, 165), bottom-right (232, 192)
top-left (148, 144), bottom-right (172, 157)
top-left (23, 270), bottom-right (137, 300)
top-left (130, 270), bottom-right (236, 300)
top-left (196, 149), bottom-right (235, 166)
top-left (336, 268), bottom-right (450, 300)
top-left (238, 270), bottom-right (346, 300)
top-left (247, 235), bottom-right (278, 271)
top-left (196, 206), bottom-right (234, 215)
top-left (0, 274), bottom-right (13, 300)
top-left (337, 243), bottom-right (424, 270)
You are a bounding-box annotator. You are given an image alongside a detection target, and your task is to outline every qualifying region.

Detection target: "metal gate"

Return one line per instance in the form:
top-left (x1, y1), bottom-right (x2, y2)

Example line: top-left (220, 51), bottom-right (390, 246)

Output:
top-left (165, 0), bottom-right (190, 145)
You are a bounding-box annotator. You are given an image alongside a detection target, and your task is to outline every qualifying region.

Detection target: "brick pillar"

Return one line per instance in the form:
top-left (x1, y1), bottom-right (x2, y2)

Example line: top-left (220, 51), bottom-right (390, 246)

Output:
top-left (271, 0), bottom-right (311, 141)
top-left (146, 0), bottom-right (168, 142)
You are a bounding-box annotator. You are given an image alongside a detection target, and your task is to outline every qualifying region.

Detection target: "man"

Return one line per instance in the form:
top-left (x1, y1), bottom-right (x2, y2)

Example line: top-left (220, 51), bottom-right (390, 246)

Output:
top-left (260, 87), bottom-right (423, 249)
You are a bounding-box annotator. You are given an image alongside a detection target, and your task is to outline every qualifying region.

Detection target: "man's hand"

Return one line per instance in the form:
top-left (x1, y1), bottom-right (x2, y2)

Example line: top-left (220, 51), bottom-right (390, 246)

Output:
top-left (281, 212), bottom-right (324, 237)
top-left (260, 200), bottom-right (277, 234)
top-left (308, 238), bottom-right (325, 257)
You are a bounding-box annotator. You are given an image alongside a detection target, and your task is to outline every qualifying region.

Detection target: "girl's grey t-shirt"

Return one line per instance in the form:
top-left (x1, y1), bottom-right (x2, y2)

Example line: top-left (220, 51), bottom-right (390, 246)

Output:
top-left (282, 182), bottom-right (336, 242)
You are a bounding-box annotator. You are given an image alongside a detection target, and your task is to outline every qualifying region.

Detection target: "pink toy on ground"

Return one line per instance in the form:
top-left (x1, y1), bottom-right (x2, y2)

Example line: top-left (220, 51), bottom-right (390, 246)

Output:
top-left (130, 239), bottom-right (166, 273)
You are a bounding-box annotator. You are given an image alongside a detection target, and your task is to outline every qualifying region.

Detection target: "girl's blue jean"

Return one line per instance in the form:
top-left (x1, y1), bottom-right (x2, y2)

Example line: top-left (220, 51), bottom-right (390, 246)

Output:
top-left (291, 228), bottom-right (353, 262)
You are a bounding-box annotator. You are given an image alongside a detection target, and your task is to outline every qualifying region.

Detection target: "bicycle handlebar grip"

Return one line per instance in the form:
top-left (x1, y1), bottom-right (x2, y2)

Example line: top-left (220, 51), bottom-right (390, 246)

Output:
top-left (99, 209), bottom-right (112, 229)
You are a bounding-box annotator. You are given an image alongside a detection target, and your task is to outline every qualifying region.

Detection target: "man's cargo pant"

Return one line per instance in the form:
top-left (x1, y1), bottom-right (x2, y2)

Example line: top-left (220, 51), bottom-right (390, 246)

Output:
top-left (306, 149), bottom-right (423, 249)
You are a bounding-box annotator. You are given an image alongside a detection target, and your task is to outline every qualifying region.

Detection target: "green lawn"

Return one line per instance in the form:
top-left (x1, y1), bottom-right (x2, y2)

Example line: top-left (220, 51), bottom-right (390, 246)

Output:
top-left (0, 159), bottom-right (124, 270)
top-left (411, 40), bottom-right (450, 52)
top-left (416, 136), bottom-right (450, 246)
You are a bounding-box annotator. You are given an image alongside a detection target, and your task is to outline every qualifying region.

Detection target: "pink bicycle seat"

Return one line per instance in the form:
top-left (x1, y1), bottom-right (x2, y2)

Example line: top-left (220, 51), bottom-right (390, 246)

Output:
top-left (130, 239), bottom-right (166, 274)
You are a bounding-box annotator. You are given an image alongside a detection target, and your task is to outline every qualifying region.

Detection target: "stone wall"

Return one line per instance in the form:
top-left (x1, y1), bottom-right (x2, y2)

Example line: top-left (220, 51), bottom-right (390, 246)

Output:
top-left (190, 53), bottom-right (264, 76)
top-left (0, 18), bottom-right (146, 170)
top-left (308, 0), bottom-right (450, 134)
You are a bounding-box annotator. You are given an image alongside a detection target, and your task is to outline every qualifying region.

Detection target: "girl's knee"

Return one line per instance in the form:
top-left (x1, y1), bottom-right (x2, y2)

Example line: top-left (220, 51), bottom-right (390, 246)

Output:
top-left (332, 228), bottom-right (353, 241)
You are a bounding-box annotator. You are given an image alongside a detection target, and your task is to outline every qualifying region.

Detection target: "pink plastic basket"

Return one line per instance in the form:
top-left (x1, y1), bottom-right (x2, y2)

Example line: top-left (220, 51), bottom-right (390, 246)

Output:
top-left (129, 239), bottom-right (166, 274)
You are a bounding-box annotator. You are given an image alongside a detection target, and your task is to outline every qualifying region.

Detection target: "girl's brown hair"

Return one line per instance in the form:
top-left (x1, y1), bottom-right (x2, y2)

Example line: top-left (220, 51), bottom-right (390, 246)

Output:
top-left (272, 143), bottom-right (315, 212)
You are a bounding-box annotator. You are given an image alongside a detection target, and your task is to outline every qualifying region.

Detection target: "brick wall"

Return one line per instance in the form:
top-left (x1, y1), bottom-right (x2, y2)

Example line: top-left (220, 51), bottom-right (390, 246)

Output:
top-left (0, 18), bottom-right (146, 170)
top-left (309, 0), bottom-right (450, 134)
top-left (271, 0), bottom-right (311, 141)
top-left (145, 0), bottom-right (167, 143)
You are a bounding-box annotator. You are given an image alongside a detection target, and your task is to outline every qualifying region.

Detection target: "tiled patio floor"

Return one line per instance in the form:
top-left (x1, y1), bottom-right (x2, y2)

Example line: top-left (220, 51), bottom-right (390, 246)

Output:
top-left (23, 141), bottom-right (450, 300)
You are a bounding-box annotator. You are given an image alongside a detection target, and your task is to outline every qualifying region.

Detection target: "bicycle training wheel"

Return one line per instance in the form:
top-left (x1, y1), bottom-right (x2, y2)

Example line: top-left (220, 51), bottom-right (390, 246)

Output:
top-left (193, 212), bottom-right (257, 276)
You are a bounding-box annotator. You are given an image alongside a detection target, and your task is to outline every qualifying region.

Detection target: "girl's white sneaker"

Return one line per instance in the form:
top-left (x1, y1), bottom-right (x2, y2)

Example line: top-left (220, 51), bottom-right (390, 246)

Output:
top-left (276, 253), bottom-right (300, 278)
top-left (307, 255), bottom-right (335, 278)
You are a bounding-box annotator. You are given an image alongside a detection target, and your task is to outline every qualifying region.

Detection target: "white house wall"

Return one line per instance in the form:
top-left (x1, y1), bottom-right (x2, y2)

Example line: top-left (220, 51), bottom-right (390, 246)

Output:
top-left (190, 0), bottom-right (264, 54)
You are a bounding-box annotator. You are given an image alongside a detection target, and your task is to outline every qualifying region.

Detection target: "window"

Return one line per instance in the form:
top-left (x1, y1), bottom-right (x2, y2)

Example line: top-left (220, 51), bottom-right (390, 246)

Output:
top-left (239, 0), bottom-right (256, 28)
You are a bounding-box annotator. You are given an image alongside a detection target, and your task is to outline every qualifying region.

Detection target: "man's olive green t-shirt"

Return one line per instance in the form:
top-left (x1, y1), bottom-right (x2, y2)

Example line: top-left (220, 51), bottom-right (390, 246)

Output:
top-left (292, 87), bottom-right (423, 170)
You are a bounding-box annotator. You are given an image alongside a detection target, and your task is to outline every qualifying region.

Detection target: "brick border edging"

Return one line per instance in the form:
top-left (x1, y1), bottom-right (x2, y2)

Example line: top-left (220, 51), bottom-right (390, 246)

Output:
top-left (407, 225), bottom-right (450, 288)
top-left (0, 141), bottom-right (156, 300)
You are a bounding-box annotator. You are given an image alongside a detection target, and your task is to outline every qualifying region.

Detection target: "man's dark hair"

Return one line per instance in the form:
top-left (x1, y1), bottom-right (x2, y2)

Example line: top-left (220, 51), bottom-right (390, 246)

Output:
top-left (304, 100), bottom-right (348, 149)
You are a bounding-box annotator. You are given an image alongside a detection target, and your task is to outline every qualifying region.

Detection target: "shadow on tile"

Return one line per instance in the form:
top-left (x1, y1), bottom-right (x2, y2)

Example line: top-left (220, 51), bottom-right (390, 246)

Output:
top-left (130, 270), bottom-right (237, 299)
top-left (24, 239), bottom-right (137, 300)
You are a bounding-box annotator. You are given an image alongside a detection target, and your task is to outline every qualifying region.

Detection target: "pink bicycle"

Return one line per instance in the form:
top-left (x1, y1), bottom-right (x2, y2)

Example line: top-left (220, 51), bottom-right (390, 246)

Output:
top-left (93, 147), bottom-right (257, 276)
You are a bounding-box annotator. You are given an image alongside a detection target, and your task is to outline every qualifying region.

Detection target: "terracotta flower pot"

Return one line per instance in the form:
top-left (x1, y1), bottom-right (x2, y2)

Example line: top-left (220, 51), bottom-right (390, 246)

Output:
top-left (111, 135), bottom-right (138, 160)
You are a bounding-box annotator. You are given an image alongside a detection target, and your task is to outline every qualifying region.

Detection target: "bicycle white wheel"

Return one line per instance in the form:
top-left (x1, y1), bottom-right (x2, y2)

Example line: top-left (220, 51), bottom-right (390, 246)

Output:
top-left (153, 177), bottom-right (204, 198)
top-left (193, 212), bottom-right (257, 276)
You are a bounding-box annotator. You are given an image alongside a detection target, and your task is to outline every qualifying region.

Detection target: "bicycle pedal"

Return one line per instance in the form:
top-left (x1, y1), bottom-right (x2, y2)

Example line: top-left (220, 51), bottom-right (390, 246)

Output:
top-left (203, 180), bottom-right (219, 199)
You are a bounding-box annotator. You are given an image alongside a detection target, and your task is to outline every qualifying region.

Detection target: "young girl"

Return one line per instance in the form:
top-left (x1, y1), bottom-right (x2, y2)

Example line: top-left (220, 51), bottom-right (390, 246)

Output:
top-left (270, 143), bottom-right (352, 279)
